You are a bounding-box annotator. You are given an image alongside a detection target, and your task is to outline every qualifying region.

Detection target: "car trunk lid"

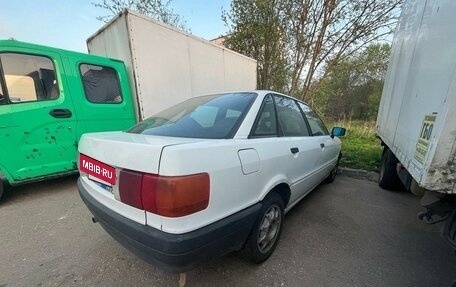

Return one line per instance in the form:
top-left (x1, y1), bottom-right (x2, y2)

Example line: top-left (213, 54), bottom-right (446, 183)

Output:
top-left (78, 131), bottom-right (210, 225)
top-left (78, 131), bottom-right (206, 174)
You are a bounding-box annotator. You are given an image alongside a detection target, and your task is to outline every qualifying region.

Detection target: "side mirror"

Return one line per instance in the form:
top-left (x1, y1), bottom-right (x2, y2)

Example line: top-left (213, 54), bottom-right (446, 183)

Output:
top-left (331, 126), bottom-right (346, 138)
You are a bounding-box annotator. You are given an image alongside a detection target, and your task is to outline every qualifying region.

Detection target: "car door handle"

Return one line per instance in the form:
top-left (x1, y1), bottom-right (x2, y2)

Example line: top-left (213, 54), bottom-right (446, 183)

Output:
top-left (49, 109), bottom-right (72, 118)
top-left (320, 143), bottom-right (325, 148)
top-left (290, 147), bottom-right (299, 154)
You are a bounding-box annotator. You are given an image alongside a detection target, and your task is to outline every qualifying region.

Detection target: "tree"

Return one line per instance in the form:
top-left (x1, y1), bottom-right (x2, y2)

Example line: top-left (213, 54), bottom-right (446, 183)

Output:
top-left (222, 0), bottom-right (289, 92)
top-left (223, 0), bottom-right (401, 100)
top-left (314, 43), bottom-right (391, 121)
top-left (93, 0), bottom-right (187, 31)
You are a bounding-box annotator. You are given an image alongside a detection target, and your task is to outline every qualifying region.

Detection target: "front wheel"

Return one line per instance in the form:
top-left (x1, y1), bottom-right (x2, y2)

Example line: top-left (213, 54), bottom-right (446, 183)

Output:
top-left (242, 192), bottom-right (284, 264)
top-left (0, 182), bottom-right (4, 201)
top-left (324, 154), bottom-right (340, 184)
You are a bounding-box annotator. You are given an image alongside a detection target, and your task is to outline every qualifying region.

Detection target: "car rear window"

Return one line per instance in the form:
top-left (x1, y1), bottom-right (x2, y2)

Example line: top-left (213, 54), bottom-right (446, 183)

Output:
top-left (127, 92), bottom-right (257, 139)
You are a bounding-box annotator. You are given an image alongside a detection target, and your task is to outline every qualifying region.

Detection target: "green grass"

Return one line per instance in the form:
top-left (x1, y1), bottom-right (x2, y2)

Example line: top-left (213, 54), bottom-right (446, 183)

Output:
top-left (329, 120), bottom-right (383, 172)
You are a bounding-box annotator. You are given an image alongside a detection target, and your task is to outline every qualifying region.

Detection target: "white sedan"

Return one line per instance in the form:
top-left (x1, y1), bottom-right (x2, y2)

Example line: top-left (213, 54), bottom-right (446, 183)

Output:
top-left (77, 91), bottom-right (345, 272)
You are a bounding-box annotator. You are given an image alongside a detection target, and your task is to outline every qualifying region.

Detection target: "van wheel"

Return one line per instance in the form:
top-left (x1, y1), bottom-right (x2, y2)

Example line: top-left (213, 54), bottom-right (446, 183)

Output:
top-left (379, 148), bottom-right (400, 190)
top-left (242, 192), bottom-right (284, 264)
top-left (0, 182), bottom-right (4, 201)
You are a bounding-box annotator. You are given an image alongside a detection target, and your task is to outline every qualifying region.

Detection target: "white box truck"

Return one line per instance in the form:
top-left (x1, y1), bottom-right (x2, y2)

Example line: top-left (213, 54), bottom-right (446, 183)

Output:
top-left (376, 0), bottom-right (456, 249)
top-left (87, 9), bottom-right (257, 120)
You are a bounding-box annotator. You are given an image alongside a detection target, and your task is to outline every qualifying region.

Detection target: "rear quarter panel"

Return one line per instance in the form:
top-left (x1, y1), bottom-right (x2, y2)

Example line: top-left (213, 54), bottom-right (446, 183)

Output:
top-left (154, 139), bottom-right (291, 234)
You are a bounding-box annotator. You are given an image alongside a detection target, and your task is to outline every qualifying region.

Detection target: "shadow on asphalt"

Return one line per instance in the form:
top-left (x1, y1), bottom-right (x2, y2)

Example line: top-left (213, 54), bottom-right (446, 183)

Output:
top-left (1, 174), bottom-right (79, 206)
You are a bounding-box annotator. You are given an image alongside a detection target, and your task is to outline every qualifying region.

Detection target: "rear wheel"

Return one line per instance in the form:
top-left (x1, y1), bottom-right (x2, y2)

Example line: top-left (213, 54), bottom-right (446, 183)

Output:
top-left (242, 192), bottom-right (284, 263)
top-left (410, 179), bottom-right (425, 197)
top-left (379, 148), bottom-right (400, 190)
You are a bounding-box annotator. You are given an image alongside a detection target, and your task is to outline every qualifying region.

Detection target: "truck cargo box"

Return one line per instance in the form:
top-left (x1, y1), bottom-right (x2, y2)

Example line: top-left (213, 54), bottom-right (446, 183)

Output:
top-left (87, 9), bottom-right (257, 121)
top-left (376, 0), bottom-right (456, 194)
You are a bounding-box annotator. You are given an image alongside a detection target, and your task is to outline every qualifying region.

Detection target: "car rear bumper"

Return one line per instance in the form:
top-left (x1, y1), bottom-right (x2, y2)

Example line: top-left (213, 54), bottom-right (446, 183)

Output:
top-left (77, 178), bottom-right (261, 272)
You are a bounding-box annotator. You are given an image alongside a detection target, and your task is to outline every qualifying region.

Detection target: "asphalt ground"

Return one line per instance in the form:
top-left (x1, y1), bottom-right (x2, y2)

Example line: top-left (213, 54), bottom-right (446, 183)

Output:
top-left (0, 175), bottom-right (455, 287)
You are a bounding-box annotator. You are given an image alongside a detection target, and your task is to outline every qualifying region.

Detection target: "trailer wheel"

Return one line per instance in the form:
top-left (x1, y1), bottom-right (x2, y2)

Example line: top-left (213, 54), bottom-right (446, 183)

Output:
top-left (379, 148), bottom-right (400, 190)
top-left (410, 179), bottom-right (425, 197)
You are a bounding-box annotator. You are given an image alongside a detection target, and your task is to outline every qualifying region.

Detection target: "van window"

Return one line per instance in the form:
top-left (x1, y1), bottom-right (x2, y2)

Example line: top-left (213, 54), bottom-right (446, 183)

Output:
top-left (0, 53), bottom-right (59, 103)
top-left (0, 74), bottom-right (5, 105)
top-left (80, 64), bottom-right (122, 103)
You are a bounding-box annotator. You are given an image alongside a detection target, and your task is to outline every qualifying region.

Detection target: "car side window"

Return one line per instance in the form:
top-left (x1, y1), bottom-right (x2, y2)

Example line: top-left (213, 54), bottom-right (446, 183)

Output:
top-left (274, 95), bottom-right (310, 137)
top-left (251, 95), bottom-right (278, 137)
top-left (0, 53), bottom-right (59, 103)
top-left (298, 102), bottom-right (329, 136)
top-left (80, 64), bottom-right (122, 103)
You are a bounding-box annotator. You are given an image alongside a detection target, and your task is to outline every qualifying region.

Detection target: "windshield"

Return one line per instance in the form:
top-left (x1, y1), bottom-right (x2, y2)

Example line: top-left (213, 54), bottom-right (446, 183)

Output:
top-left (128, 92), bottom-right (257, 139)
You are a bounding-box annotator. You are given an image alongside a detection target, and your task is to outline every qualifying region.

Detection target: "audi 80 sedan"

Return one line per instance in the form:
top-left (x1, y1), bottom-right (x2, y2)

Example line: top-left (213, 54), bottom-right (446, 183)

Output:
top-left (77, 91), bottom-right (345, 272)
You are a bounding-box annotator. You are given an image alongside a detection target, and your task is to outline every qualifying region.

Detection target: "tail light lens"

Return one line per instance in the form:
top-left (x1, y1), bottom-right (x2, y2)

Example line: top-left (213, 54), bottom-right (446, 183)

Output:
top-left (118, 169), bottom-right (143, 209)
top-left (119, 169), bottom-right (210, 217)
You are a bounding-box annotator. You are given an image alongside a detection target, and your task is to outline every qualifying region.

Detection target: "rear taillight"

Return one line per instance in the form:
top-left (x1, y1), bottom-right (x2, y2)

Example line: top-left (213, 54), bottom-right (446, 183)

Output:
top-left (118, 169), bottom-right (210, 217)
top-left (118, 170), bottom-right (143, 209)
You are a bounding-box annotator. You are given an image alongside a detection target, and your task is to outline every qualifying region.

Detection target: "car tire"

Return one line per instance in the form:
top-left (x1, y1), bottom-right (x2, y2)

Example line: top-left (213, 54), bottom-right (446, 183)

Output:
top-left (324, 155), bottom-right (340, 184)
top-left (0, 182), bottom-right (4, 201)
top-left (379, 148), bottom-right (400, 190)
top-left (410, 179), bottom-right (425, 197)
top-left (242, 192), bottom-right (284, 264)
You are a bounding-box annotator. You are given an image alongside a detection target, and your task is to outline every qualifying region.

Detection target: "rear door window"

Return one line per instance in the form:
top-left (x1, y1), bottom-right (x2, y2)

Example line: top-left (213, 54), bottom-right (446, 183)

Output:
top-left (80, 64), bottom-right (122, 103)
top-left (0, 53), bottom-right (59, 103)
top-left (274, 95), bottom-right (310, 137)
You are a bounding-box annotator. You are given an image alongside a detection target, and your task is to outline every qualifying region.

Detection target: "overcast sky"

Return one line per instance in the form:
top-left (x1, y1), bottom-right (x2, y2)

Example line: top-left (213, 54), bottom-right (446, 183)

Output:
top-left (0, 0), bottom-right (231, 52)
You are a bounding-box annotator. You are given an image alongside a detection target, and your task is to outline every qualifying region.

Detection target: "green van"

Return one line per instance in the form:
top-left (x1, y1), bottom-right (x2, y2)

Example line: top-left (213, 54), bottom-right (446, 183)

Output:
top-left (0, 40), bottom-right (135, 198)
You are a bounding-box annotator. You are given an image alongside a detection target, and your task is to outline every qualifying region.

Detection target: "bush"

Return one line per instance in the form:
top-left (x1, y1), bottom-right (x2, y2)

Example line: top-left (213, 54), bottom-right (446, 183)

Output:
top-left (328, 120), bottom-right (382, 172)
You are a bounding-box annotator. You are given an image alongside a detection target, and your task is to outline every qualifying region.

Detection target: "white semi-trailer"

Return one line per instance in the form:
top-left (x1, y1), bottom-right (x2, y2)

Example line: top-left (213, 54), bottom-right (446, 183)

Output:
top-left (376, 0), bottom-right (456, 249)
top-left (87, 9), bottom-right (257, 120)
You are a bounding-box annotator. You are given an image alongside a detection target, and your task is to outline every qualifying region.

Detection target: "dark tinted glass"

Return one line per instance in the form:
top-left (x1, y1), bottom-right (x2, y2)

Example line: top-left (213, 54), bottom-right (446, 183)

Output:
top-left (252, 95), bottom-right (278, 137)
top-left (80, 64), bottom-right (122, 103)
top-left (128, 92), bottom-right (256, 139)
top-left (274, 96), bottom-right (310, 136)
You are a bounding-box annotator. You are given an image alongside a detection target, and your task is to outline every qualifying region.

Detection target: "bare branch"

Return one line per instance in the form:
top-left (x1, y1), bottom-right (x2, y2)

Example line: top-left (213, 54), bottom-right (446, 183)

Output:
top-left (92, 0), bottom-right (188, 31)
